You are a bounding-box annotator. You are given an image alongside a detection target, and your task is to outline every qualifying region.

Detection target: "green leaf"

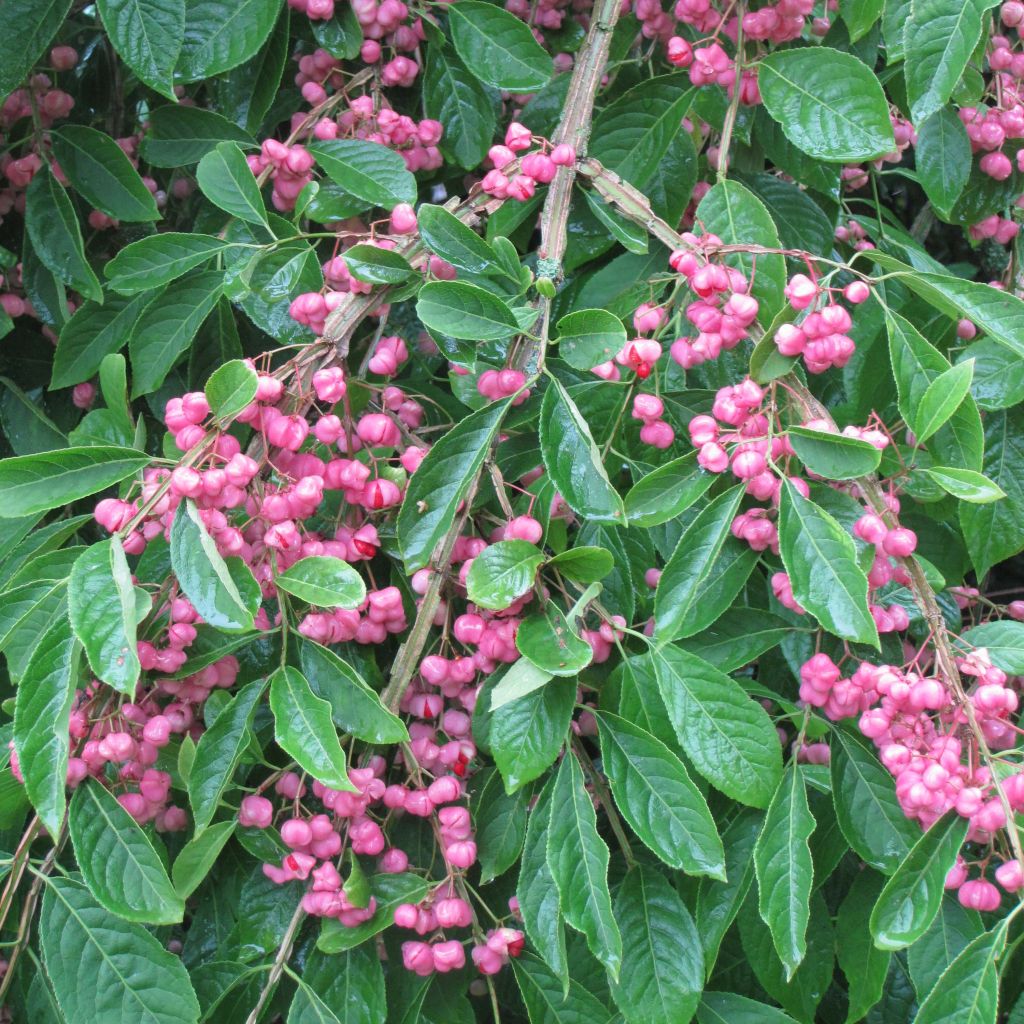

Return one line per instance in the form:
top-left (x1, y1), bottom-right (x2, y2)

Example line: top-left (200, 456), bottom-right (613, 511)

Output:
top-left (52, 293), bottom-right (151, 389)
top-left (870, 811), bottom-right (968, 951)
top-left (474, 767), bottom-right (530, 884)
top-left (69, 779), bottom-right (183, 924)
top-left (624, 451), bottom-right (715, 528)
top-left (512, 954), bottom-right (613, 1024)
top-left (610, 866), bottom-right (704, 1024)
top-left (290, 947), bottom-right (385, 1024)
top-left (466, 539), bottom-right (545, 610)
top-left (449, 0), bottom-right (552, 92)
top-left (788, 426), bottom-right (882, 480)
top-left (958, 619), bottom-right (1024, 673)
top-left (778, 479), bottom-right (878, 646)
top-left (757, 47), bottom-right (895, 161)
top-left (0, 445), bottom-right (148, 517)
top-left (416, 204), bottom-right (499, 275)
top-left (830, 727), bottom-right (920, 873)
top-left (923, 466), bottom-right (1005, 503)
top-left (546, 753), bottom-right (622, 978)
top-left (269, 666), bottom-right (357, 792)
top-left (0, 377), bottom-right (67, 454)
top-left (188, 677), bottom-right (266, 832)
top-left (298, 637), bottom-right (408, 744)
top-left (488, 656), bottom-right (553, 711)
top-left (960, 408), bottom-right (1024, 577)
top-left (317, 873), bottom-right (429, 953)
top-left (545, 546), bottom-right (613, 583)
top-left (754, 765), bottom-right (817, 979)
top-left (596, 711), bottom-right (725, 878)
top-left (68, 538), bottom-right (140, 694)
top-left (309, 139), bottom-right (417, 207)
top-left (961, 338), bottom-right (1024, 410)
top-left (540, 377), bottom-right (625, 523)
top-left (25, 166), bottom-right (103, 303)
top-left (416, 280), bottom-right (520, 341)
top-left (916, 107), bottom-right (972, 217)
top-left (907, 896), bottom-right (984, 1001)
top-left (581, 187), bottom-right (650, 254)
top-left (696, 179), bottom-right (787, 319)
top-left (276, 555), bottom-right (366, 609)
top-left (517, 781), bottom-right (569, 987)
top-left (172, 820), bottom-right (235, 899)
top-left (516, 601), bottom-right (593, 676)
top-left (177, 0), bottom-right (282, 80)
top-left (51, 125), bottom-right (160, 224)
top-left (842, 0), bottom-right (884, 39)
top-left (836, 871), bottom-right (891, 1022)
top-left (0, 0), bottom-right (73, 93)
top-left (555, 309), bottom-right (627, 371)
top-left (40, 876), bottom-right (200, 1024)
top-left (647, 645), bottom-right (783, 808)
top-left (422, 44), bottom-right (497, 171)
top-left (197, 141), bottom-right (268, 226)
top-left (697, 992), bottom-right (797, 1024)
top-left (904, 0), bottom-right (988, 124)
top-left (679, 607), bottom-right (790, 672)
top-left (106, 234), bottom-right (233, 295)
top-left (914, 918), bottom-right (1009, 1024)
top-left (170, 499), bottom-right (259, 632)
top-left (98, 0), bottom-right (185, 99)
top-left (341, 244), bottom-right (414, 285)
top-left (491, 678), bottom-right (574, 793)
top-left (397, 398), bottom-right (510, 572)
top-left (203, 357), bottom-right (258, 423)
top-left (130, 270), bottom-right (224, 396)
top-left (141, 103), bottom-right (257, 165)
top-left (13, 616), bottom-right (79, 835)
top-left (915, 360), bottom-right (976, 443)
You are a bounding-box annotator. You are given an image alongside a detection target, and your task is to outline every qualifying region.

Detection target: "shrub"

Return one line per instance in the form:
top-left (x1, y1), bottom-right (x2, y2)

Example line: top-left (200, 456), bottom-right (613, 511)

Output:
top-left (0, 0), bottom-right (1023, 1021)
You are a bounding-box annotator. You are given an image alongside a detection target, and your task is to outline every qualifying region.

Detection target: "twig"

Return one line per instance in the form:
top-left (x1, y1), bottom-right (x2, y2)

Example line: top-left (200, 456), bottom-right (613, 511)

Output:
top-left (244, 898), bottom-right (306, 1024)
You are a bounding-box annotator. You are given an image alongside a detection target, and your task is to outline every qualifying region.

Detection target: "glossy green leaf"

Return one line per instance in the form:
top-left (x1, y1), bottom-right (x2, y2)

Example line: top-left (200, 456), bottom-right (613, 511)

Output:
top-left (416, 280), bottom-right (520, 341)
top-left (309, 139), bottom-right (417, 207)
top-left (545, 546), bottom-right (613, 583)
top-left (342, 244), bottom-right (415, 285)
top-left (172, 820), bottom-right (235, 899)
top-left (197, 141), bottom-right (268, 226)
top-left (516, 600), bottom-right (593, 676)
top-left (647, 644), bottom-right (783, 808)
top-left (141, 103), bottom-right (256, 165)
top-left (916, 107), bottom-right (972, 217)
top-left (609, 866), bottom-right (704, 1024)
top-left (290, 947), bottom-right (385, 1024)
top-left (491, 678), bottom-right (574, 793)
top-left (51, 125), bottom-right (159, 222)
top-left (422, 44), bottom-right (496, 171)
top-left (842, 0), bottom-right (884, 39)
top-left (788, 426), bottom-right (882, 480)
top-left (188, 677), bottom-right (267, 832)
top-left (13, 615), bottom-right (79, 835)
top-left (546, 753), bottom-right (622, 978)
top-left (474, 767), bottom-right (530, 884)
top-left (915, 360), bottom-right (976, 443)
top-left (488, 656), bottom-right (553, 711)
top-left (0, 445), bottom-right (148, 518)
top-left (754, 765), bottom-right (816, 979)
top-left (836, 870), bottom-right (891, 1022)
top-left (52, 294), bottom-right (151, 389)
top-left (25, 166), bottom-right (102, 303)
top-left (397, 398), bottom-right (511, 572)
top-left (106, 234), bottom-right (232, 295)
top-left (98, 0), bottom-right (185, 99)
top-left (170, 499), bottom-right (258, 632)
top-left (0, 0), bottom-right (73, 95)
top-left (870, 811), bottom-right (968, 950)
top-left (298, 637), bottom-right (407, 744)
top-left (958, 619), bottom-right (1024, 673)
top-left (625, 451), bottom-right (715, 527)
top-left (555, 309), bottom-right (628, 371)
top-left (830, 727), bottom-right (920, 873)
top-left (907, 896), bottom-right (984, 1000)
top-left (69, 779), bottom-right (183, 924)
top-left (317, 873), bottom-right (429, 953)
top-left (203, 357), bottom-right (258, 423)
top-left (68, 537), bottom-right (140, 694)
top-left (596, 711), bottom-right (724, 877)
top-left (449, 0), bottom-right (552, 92)
top-left (513, 954), bottom-right (613, 1024)
top-left (679, 607), bottom-right (790, 672)
top-left (540, 377), bottom-right (625, 523)
top-left (416, 204), bottom-right (499, 275)
top-left (40, 877), bottom-right (200, 1024)
top-left (696, 992), bottom-right (797, 1024)
top-left (276, 555), bottom-right (366, 609)
top-left (655, 485), bottom-right (758, 640)
top-left (177, 0), bottom-right (282, 80)
top-left (269, 666), bottom-right (357, 792)
top-left (923, 466), bottom-right (1005, 503)
top-left (758, 47), bottom-right (895, 161)
top-left (778, 479), bottom-right (878, 646)
top-left (466, 539), bottom-right (545, 610)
